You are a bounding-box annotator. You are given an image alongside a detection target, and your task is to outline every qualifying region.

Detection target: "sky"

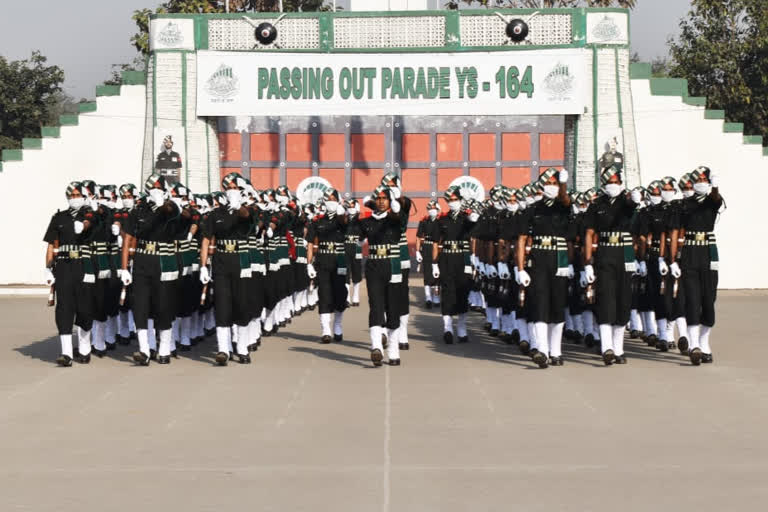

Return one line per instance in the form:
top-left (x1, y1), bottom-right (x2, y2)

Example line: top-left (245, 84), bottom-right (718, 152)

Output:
top-left (0, 0), bottom-right (692, 100)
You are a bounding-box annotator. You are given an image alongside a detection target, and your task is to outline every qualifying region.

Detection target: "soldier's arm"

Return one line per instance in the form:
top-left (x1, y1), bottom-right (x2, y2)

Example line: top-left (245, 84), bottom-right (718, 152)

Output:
top-left (516, 235), bottom-right (528, 270)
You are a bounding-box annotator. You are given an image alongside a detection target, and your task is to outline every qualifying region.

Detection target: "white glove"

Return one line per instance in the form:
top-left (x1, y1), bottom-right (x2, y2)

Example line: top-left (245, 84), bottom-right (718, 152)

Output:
top-left (199, 266), bottom-right (211, 284)
top-left (336, 203), bottom-right (346, 216)
top-left (559, 169), bottom-right (569, 183)
top-left (567, 264), bottom-right (575, 279)
top-left (307, 263), bottom-right (317, 279)
top-left (111, 223), bottom-right (120, 236)
top-left (516, 269), bottom-right (531, 287)
top-left (584, 264), bottom-right (596, 284)
top-left (710, 173), bottom-right (720, 188)
top-left (579, 271), bottom-right (587, 288)
top-left (390, 187), bottom-right (402, 200)
top-left (362, 195), bottom-right (372, 208)
top-left (470, 254), bottom-right (479, 267)
top-left (266, 227), bottom-right (274, 238)
top-left (74, 221), bottom-right (84, 234)
top-left (513, 266), bottom-right (520, 282)
top-left (44, 268), bottom-right (55, 286)
top-left (631, 189), bottom-right (643, 204)
top-left (117, 235), bottom-right (123, 248)
top-left (468, 212), bottom-right (479, 223)
top-left (432, 264), bottom-right (440, 279)
top-left (670, 261), bottom-right (682, 279)
top-left (186, 231), bottom-right (193, 242)
top-left (658, 257), bottom-right (669, 276)
top-left (121, 269), bottom-right (133, 287)
top-left (638, 260), bottom-right (648, 277)
top-left (477, 262), bottom-right (487, 277)
top-left (497, 262), bottom-right (511, 280)
top-left (115, 269), bottom-right (123, 280)
top-left (415, 251), bottom-right (423, 263)
top-left (390, 198), bottom-right (401, 213)
top-left (486, 263), bottom-right (498, 278)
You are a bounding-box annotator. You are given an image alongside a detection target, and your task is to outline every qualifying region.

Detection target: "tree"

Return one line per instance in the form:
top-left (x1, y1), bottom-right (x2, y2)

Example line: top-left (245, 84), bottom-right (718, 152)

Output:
top-left (103, 56), bottom-right (147, 86)
top-left (668, 0), bottom-right (768, 145)
top-left (631, 52), bottom-right (670, 78)
top-left (0, 52), bottom-right (65, 151)
top-left (444, 0), bottom-right (636, 9)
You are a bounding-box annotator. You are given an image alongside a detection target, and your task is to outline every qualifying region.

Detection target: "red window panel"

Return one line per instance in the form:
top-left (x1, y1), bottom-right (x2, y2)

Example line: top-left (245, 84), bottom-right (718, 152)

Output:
top-left (408, 197), bottom-right (432, 222)
top-left (351, 168), bottom-right (383, 194)
top-left (539, 133), bottom-right (565, 161)
top-left (318, 133), bottom-right (345, 162)
top-left (249, 168), bottom-right (280, 189)
top-left (401, 133), bottom-right (430, 162)
top-left (470, 167), bottom-right (496, 191)
top-left (436, 133), bottom-right (462, 161)
top-left (502, 167), bottom-right (531, 188)
top-left (285, 133), bottom-right (312, 162)
top-left (469, 133), bottom-right (496, 161)
top-left (218, 133), bottom-right (242, 162)
top-left (436, 167), bottom-right (464, 191)
top-left (250, 134), bottom-right (279, 162)
top-left (501, 133), bottom-right (531, 161)
top-left (319, 168), bottom-right (346, 192)
top-left (401, 168), bottom-right (430, 193)
top-left (351, 133), bottom-right (385, 162)
top-left (286, 169), bottom-right (313, 190)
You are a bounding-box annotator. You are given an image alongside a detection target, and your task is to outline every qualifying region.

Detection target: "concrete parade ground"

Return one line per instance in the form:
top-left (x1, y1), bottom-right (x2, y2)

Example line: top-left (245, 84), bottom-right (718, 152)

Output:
top-left (2, 281), bottom-right (767, 511)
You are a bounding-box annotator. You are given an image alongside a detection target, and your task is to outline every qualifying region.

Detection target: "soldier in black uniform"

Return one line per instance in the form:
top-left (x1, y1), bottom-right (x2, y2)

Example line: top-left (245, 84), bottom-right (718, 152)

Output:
top-left (478, 186), bottom-right (508, 337)
top-left (496, 188), bottom-right (522, 344)
top-left (583, 166), bottom-right (644, 365)
top-left (343, 198), bottom-right (363, 307)
top-left (45, 182), bottom-right (96, 366)
top-left (169, 183), bottom-right (200, 352)
top-left (115, 183), bottom-right (138, 345)
top-left (155, 135), bottom-right (182, 183)
top-left (679, 167), bottom-right (723, 365)
top-left (360, 185), bottom-right (404, 366)
top-left (120, 174), bottom-right (186, 366)
top-left (433, 186), bottom-right (479, 343)
top-left (415, 200), bottom-right (441, 309)
top-left (515, 168), bottom-right (571, 368)
top-left (305, 188), bottom-right (348, 343)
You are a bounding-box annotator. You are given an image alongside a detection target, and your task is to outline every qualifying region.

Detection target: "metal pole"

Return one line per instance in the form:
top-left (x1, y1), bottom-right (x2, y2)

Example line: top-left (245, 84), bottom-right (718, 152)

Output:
top-left (279, 0), bottom-right (284, 12)
top-left (333, 0), bottom-right (336, 12)
top-left (225, 0), bottom-right (229, 13)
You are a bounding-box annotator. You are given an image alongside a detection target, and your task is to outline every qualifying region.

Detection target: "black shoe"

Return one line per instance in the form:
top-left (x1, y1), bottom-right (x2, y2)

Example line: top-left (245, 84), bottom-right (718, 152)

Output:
top-left (215, 352), bottom-right (229, 366)
top-left (595, 343), bottom-right (603, 355)
top-left (532, 351), bottom-right (548, 368)
top-left (106, 342), bottom-right (117, 351)
top-left (678, 337), bottom-right (689, 355)
top-left (352, 302), bottom-right (360, 308)
top-left (158, 355), bottom-right (171, 364)
top-left (646, 334), bottom-right (658, 347)
top-left (263, 329), bottom-right (272, 337)
top-left (171, 350), bottom-right (178, 358)
top-left (614, 354), bottom-right (627, 364)
top-left (564, 329), bottom-right (575, 340)
top-left (689, 348), bottom-right (702, 366)
top-left (702, 353), bottom-right (713, 364)
top-left (92, 348), bottom-right (106, 358)
top-left (76, 353), bottom-right (91, 364)
top-left (56, 354), bottom-right (73, 367)
top-left (519, 340), bottom-right (530, 355)
top-left (500, 333), bottom-right (513, 344)
top-left (399, 343), bottom-right (409, 350)
top-left (382, 333), bottom-right (388, 349)
top-left (247, 343), bottom-right (258, 352)
top-left (629, 329), bottom-right (641, 339)
top-left (229, 352), bottom-right (235, 361)
top-left (371, 349), bottom-right (383, 367)
top-left (179, 344), bottom-right (192, 352)
top-left (388, 359), bottom-right (401, 366)
top-left (117, 335), bottom-right (130, 346)
top-left (656, 340), bottom-right (669, 352)
top-left (333, 334), bottom-right (343, 342)
top-left (530, 348), bottom-right (539, 360)
top-left (308, 305), bottom-right (315, 311)
top-left (511, 329), bottom-right (520, 344)
top-left (149, 349), bottom-right (158, 361)
top-left (239, 354), bottom-right (252, 364)
top-left (443, 332), bottom-right (453, 344)
top-left (572, 331), bottom-right (583, 344)
top-left (668, 341), bottom-right (677, 350)
top-left (550, 356), bottom-right (564, 366)
top-left (132, 351), bottom-right (149, 366)
top-left (458, 336), bottom-right (469, 344)
top-left (256, 338), bottom-right (262, 348)
top-left (489, 329), bottom-right (499, 337)
top-left (321, 335), bottom-right (332, 344)
top-left (602, 349), bottom-right (615, 366)
top-left (425, 301), bottom-right (432, 310)
top-left (129, 331), bottom-right (137, 340)
top-left (278, 321), bottom-right (287, 328)
top-left (483, 322), bottom-right (492, 332)
top-left (584, 334), bottom-right (595, 348)
top-left (204, 328), bottom-right (216, 337)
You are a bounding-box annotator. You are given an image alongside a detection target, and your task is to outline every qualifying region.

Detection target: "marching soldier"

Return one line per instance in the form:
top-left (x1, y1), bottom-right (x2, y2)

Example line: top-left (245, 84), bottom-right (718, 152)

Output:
top-left (115, 183), bottom-right (138, 345)
top-left (343, 198), bottom-right (364, 307)
top-left (415, 200), bottom-right (441, 309)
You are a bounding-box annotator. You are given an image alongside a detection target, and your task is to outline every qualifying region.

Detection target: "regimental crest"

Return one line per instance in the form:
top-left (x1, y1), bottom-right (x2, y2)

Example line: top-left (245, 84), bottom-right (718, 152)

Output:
top-left (591, 15), bottom-right (621, 42)
top-left (543, 62), bottom-right (574, 101)
top-left (157, 21), bottom-right (184, 47)
top-left (206, 64), bottom-right (240, 101)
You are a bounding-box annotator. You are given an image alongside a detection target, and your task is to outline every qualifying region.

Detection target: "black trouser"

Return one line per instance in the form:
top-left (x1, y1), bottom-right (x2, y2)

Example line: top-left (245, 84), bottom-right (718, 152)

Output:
top-left (177, 274), bottom-right (199, 317)
top-left (132, 254), bottom-right (177, 331)
top-left (397, 268), bottom-right (410, 316)
top-left (53, 260), bottom-right (95, 335)
top-left (529, 250), bottom-right (567, 324)
top-left (345, 246), bottom-right (363, 284)
top-left (212, 253), bottom-right (250, 327)
top-left (365, 259), bottom-right (400, 329)
top-left (316, 256), bottom-right (348, 315)
top-left (595, 247), bottom-right (633, 325)
top-left (264, 264), bottom-right (280, 311)
top-left (293, 262), bottom-right (309, 293)
top-left (439, 253), bottom-right (471, 316)
top-left (421, 243), bottom-right (437, 286)
top-left (682, 246), bottom-right (717, 327)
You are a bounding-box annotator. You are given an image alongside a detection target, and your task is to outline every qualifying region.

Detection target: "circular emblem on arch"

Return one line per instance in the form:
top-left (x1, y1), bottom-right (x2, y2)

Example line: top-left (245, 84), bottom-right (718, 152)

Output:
top-left (506, 19), bottom-right (529, 42)
top-left (296, 176), bottom-right (332, 206)
top-left (255, 22), bottom-right (278, 45)
top-left (448, 176), bottom-right (485, 202)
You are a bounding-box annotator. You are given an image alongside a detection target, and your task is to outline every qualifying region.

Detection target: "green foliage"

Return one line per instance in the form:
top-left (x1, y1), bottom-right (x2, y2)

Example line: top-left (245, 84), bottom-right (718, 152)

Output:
top-left (668, 0), bottom-right (768, 145)
top-left (444, 0), bottom-right (636, 9)
top-left (0, 52), bottom-right (65, 151)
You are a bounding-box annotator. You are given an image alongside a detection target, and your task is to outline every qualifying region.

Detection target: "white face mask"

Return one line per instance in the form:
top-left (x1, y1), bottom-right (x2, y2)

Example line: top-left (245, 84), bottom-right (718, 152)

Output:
top-left (649, 195), bottom-right (662, 205)
top-left (325, 201), bottom-right (338, 212)
top-left (347, 208), bottom-right (357, 215)
top-left (683, 189), bottom-right (695, 198)
top-left (428, 209), bottom-right (438, 219)
top-left (88, 197), bottom-right (99, 210)
top-left (68, 197), bottom-right (85, 210)
top-left (578, 206), bottom-right (588, 214)
top-left (121, 198), bottom-right (135, 210)
top-left (693, 182), bottom-right (711, 195)
top-left (226, 189), bottom-right (242, 209)
top-left (661, 191), bottom-right (675, 203)
top-left (525, 197), bottom-right (535, 206)
top-left (276, 195), bottom-right (289, 205)
top-left (448, 200), bottom-right (461, 212)
top-left (604, 183), bottom-right (623, 198)
top-left (493, 201), bottom-right (504, 210)
top-left (507, 202), bottom-right (519, 212)
top-left (149, 189), bottom-right (166, 205)
top-left (543, 185), bottom-right (559, 199)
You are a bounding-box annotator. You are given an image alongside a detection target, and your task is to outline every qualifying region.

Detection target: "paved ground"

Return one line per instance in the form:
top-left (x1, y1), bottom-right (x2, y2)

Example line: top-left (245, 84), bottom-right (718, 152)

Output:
top-left (2, 283), bottom-right (768, 511)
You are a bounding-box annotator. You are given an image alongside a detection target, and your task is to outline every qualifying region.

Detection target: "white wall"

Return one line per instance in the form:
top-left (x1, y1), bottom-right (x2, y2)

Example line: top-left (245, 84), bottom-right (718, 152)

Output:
top-left (0, 84), bottom-right (146, 285)
top-left (631, 79), bottom-right (768, 289)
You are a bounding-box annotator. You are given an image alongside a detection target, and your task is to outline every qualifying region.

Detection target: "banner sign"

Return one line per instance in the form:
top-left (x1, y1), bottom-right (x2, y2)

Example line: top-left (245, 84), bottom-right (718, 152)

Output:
top-left (197, 49), bottom-right (589, 117)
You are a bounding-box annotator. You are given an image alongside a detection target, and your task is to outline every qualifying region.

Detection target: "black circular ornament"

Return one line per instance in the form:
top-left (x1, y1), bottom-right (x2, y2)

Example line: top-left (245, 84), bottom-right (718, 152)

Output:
top-left (255, 22), bottom-right (278, 45)
top-left (505, 19), bottom-right (529, 42)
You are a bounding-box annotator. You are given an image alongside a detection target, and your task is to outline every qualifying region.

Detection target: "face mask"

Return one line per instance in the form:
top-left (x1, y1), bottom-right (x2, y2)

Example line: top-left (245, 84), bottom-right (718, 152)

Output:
top-left (507, 202), bottom-right (519, 212)
top-left (122, 198), bottom-right (134, 210)
top-left (525, 197), bottom-right (535, 206)
top-left (448, 200), bottom-right (461, 212)
top-left (543, 185), bottom-right (559, 199)
top-left (649, 195), bottom-right (662, 205)
top-left (578, 206), bottom-right (588, 214)
top-left (149, 189), bottom-right (166, 205)
top-left (277, 195), bottom-right (289, 205)
top-left (493, 201), bottom-right (504, 210)
top-left (325, 201), bottom-right (338, 212)
top-left (68, 197), bottom-right (85, 210)
top-left (661, 191), bottom-right (675, 203)
top-left (693, 182), bottom-right (711, 195)
top-left (89, 197), bottom-right (99, 210)
top-left (347, 208), bottom-right (357, 215)
top-left (683, 189), bottom-right (695, 198)
top-left (428, 209), bottom-right (438, 219)
top-left (226, 189), bottom-right (242, 209)
top-left (604, 183), bottom-right (623, 198)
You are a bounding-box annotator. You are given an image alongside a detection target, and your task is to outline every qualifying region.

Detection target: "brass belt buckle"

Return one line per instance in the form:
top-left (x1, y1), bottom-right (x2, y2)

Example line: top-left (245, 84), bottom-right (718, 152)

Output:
top-left (609, 235), bottom-right (619, 244)
top-left (541, 238), bottom-right (552, 247)
top-left (327, 243), bottom-right (335, 252)
top-left (376, 247), bottom-right (387, 257)
top-left (695, 233), bottom-right (705, 242)
top-left (226, 243), bottom-right (236, 252)
top-left (146, 242), bottom-right (156, 254)
top-left (69, 250), bottom-right (79, 259)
